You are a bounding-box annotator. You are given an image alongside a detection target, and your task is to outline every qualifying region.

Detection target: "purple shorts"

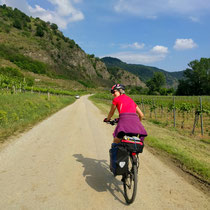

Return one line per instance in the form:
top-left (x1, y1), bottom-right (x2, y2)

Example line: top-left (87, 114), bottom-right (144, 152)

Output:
top-left (113, 113), bottom-right (147, 138)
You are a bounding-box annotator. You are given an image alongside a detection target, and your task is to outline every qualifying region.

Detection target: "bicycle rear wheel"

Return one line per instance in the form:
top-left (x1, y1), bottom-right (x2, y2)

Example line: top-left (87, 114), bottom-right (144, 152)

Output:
top-left (123, 155), bottom-right (137, 204)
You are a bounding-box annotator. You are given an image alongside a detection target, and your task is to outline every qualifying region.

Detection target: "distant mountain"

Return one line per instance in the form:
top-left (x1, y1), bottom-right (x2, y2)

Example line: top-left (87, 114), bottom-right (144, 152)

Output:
top-left (0, 5), bottom-right (145, 90)
top-left (101, 57), bottom-right (184, 88)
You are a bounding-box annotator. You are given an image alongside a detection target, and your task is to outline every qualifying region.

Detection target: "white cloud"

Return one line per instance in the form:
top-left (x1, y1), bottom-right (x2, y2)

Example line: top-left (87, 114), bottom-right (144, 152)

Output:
top-left (121, 42), bottom-right (145, 49)
top-left (72, 0), bottom-right (83, 3)
top-left (68, 11), bottom-right (84, 22)
top-left (173, 39), bottom-right (198, 50)
top-left (0, 0), bottom-right (84, 29)
top-left (114, 0), bottom-right (210, 18)
top-left (189, 16), bottom-right (200, 22)
top-left (105, 44), bottom-right (169, 64)
top-left (28, 5), bottom-right (68, 28)
top-left (151, 45), bottom-right (168, 54)
top-left (47, 0), bottom-right (83, 18)
top-left (29, 5), bottom-right (46, 13)
top-left (106, 51), bottom-right (167, 64)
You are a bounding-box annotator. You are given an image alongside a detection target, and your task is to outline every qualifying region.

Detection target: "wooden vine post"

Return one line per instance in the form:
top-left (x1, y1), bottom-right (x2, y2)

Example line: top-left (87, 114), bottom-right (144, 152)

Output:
top-left (48, 91), bottom-right (50, 101)
top-left (192, 97), bottom-right (204, 135)
top-left (192, 111), bottom-right (199, 135)
top-left (19, 83), bottom-right (22, 93)
top-left (150, 100), bottom-right (152, 118)
top-left (154, 98), bottom-right (156, 119)
top-left (12, 86), bottom-right (16, 94)
top-left (173, 96), bottom-right (176, 128)
top-left (141, 97), bottom-right (145, 116)
top-left (200, 97), bottom-right (204, 136)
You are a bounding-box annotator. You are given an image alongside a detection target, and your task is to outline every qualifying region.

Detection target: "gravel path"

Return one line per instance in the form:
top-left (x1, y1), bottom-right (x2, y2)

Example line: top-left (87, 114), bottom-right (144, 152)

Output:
top-left (0, 95), bottom-right (209, 209)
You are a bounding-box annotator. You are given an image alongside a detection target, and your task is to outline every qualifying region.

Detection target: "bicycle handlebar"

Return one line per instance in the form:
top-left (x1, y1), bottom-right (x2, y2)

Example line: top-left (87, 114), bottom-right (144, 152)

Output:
top-left (104, 118), bottom-right (119, 125)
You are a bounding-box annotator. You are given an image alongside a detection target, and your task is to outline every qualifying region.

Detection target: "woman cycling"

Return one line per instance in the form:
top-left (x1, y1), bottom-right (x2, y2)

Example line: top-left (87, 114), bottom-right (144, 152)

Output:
top-left (104, 84), bottom-right (147, 143)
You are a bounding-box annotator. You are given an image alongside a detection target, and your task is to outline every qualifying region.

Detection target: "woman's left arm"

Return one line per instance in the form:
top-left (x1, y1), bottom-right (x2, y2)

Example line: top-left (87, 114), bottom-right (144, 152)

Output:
top-left (136, 106), bottom-right (144, 121)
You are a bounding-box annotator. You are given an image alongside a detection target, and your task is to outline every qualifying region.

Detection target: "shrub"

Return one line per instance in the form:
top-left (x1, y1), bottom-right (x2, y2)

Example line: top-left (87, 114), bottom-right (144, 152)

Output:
top-left (28, 24), bottom-right (32, 30)
top-left (0, 110), bottom-right (7, 124)
top-left (26, 78), bottom-right (34, 86)
top-left (0, 21), bottom-right (11, 33)
top-left (22, 31), bottom-right (31, 37)
top-left (0, 66), bottom-right (23, 78)
top-left (13, 19), bottom-right (22, 29)
top-left (11, 113), bottom-right (19, 121)
top-left (40, 21), bottom-right (48, 31)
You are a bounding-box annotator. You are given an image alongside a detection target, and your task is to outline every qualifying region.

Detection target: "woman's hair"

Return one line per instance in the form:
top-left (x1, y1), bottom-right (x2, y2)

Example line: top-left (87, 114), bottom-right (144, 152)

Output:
top-left (119, 89), bottom-right (125, 94)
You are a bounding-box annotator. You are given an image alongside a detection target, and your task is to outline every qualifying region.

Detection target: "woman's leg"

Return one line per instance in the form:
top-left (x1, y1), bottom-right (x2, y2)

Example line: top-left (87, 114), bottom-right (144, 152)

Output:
top-left (113, 137), bottom-right (121, 143)
top-left (113, 131), bottom-right (124, 143)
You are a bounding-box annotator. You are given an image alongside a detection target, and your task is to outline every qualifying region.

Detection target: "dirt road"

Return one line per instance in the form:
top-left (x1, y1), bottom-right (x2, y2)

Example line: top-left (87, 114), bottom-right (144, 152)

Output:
top-left (0, 95), bottom-right (209, 209)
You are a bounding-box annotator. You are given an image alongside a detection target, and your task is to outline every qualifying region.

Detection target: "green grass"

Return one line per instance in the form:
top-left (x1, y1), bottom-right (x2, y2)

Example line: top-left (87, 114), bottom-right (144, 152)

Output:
top-left (146, 136), bottom-right (210, 182)
top-left (89, 95), bottom-right (210, 184)
top-left (0, 91), bottom-right (75, 142)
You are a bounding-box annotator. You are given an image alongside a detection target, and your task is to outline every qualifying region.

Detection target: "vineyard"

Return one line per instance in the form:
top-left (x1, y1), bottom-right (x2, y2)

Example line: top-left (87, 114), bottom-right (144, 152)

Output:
top-left (0, 66), bottom-right (87, 142)
top-left (92, 93), bottom-right (210, 141)
top-left (0, 66), bottom-right (84, 96)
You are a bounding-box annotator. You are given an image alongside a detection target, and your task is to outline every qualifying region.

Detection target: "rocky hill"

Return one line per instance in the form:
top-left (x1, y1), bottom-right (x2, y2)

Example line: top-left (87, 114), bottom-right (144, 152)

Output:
top-left (0, 5), bottom-right (145, 90)
top-left (101, 57), bottom-right (184, 88)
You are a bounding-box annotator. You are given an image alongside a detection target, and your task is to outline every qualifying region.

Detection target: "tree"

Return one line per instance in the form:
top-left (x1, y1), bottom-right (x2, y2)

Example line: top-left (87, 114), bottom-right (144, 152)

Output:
top-left (146, 72), bottom-right (166, 94)
top-left (159, 87), bottom-right (175, 95)
top-left (35, 25), bottom-right (44, 37)
top-left (176, 58), bottom-right (210, 95)
top-left (50, 23), bottom-right (58, 30)
top-left (128, 86), bottom-right (148, 95)
top-left (2, 4), bottom-right (7, 9)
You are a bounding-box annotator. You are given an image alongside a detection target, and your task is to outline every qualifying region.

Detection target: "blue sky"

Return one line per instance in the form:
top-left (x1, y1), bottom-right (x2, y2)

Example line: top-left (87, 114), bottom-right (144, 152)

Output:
top-left (1, 0), bottom-right (210, 72)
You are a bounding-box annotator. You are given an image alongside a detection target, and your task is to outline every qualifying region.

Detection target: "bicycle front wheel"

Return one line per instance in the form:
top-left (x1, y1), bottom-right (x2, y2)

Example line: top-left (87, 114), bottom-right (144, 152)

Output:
top-left (123, 156), bottom-right (137, 204)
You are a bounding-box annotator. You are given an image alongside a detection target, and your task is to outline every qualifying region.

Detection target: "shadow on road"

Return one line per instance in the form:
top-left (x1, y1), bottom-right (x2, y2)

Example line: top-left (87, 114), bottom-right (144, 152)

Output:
top-left (73, 154), bottom-right (126, 204)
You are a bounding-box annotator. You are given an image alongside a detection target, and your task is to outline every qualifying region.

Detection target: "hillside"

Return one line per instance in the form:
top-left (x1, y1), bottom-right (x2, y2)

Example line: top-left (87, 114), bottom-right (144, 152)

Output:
top-left (0, 5), bottom-right (144, 90)
top-left (101, 57), bottom-right (184, 88)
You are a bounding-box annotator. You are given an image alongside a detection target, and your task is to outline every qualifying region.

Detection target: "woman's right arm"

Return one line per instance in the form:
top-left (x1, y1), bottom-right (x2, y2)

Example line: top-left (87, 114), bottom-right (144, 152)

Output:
top-left (107, 104), bottom-right (117, 121)
top-left (136, 106), bottom-right (144, 121)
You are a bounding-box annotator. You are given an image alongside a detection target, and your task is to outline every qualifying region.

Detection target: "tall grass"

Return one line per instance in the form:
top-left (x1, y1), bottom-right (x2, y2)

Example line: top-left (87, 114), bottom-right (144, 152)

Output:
top-left (0, 91), bottom-right (75, 142)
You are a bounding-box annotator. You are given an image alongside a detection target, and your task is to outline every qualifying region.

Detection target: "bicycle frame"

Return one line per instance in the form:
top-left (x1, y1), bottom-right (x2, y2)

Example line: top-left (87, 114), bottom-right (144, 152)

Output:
top-left (131, 152), bottom-right (139, 168)
top-left (122, 150), bottom-right (139, 204)
top-left (105, 118), bottom-right (140, 204)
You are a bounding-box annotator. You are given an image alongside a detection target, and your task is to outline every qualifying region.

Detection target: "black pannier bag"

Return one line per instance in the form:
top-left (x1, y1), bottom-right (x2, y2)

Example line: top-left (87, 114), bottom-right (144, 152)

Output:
top-left (109, 143), bottom-right (128, 176)
top-left (121, 136), bottom-right (144, 153)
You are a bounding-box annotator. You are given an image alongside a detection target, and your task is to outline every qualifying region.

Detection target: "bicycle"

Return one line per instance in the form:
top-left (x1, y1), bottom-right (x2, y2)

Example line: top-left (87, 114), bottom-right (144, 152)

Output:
top-left (105, 119), bottom-right (143, 204)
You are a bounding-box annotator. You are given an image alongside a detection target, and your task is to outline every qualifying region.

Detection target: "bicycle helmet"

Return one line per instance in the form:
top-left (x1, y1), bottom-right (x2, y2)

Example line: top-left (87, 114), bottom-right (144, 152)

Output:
top-left (111, 84), bottom-right (125, 94)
